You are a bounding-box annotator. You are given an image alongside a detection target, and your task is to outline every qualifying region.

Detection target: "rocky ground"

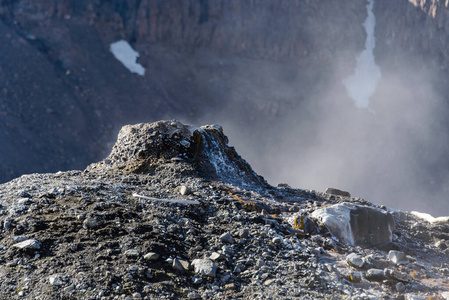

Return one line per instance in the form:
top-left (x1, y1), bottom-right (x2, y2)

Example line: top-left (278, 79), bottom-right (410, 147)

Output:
top-left (0, 120), bottom-right (449, 299)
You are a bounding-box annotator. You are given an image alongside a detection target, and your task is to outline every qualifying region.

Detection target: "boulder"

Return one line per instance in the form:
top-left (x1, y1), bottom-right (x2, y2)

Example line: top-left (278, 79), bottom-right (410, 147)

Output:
top-left (311, 202), bottom-right (395, 247)
top-left (191, 259), bottom-right (218, 277)
top-left (325, 188), bottom-right (351, 198)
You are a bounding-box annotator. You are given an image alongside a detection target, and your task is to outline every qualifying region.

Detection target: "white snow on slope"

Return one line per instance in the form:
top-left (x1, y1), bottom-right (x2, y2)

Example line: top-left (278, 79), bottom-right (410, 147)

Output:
top-left (343, 0), bottom-right (381, 108)
top-left (411, 211), bottom-right (449, 224)
top-left (110, 40), bottom-right (145, 76)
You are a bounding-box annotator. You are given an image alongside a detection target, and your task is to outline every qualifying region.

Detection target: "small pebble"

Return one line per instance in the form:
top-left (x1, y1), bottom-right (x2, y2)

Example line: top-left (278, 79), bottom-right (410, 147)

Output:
top-left (220, 232), bottom-right (234, 244)
top-left (180, 185), bottom-right (191, 195)
top-left (143, 252), bottom-right (160, 261)
top-left (125, 249), bottom-right (140, 257)
top-left (83, 218), bottom-right (99, 230)
top-left (396, 282), bottom-right (406, 293)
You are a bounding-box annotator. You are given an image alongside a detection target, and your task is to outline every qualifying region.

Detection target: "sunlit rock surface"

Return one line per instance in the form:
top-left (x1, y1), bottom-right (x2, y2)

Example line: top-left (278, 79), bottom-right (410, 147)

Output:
top-left (311, 202), bottom-right (395, 247)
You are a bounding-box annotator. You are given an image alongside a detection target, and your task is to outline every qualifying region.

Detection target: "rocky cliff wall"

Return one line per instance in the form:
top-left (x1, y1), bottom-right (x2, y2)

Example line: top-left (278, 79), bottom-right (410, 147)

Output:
top-left (132, 0), bottom-right (365, 65)
top-left (1, 0), bottom-right (366, 63)
top-left (376, 0), bottom-right (449, 69)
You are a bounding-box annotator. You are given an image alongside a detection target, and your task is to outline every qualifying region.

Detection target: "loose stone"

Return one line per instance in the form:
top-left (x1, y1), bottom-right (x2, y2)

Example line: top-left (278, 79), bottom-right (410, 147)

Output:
top-left (388, 250), bottom-right (408, 265)
top-left (13, 239), bottom-right (41, 250)
top-left (180, 185), bottom-right (191, 195)
top-left (396, 282), bottom-right (406, 293)
top-left (209, 252), bottom-right (224, 261)
top-left (239, 228), bottom-right (250, 239)
top-left (83, 217), bottom-right (100, 230)
top-left (191, 259), bottom-right (218, 277)
top-left (173, 258), bottom-right (190, 272)
top-left (48, 274), bottom-right (64, 286)
top-left (225, 283), bottom-right (236, 290)
top-left (366, 269), bottom-right (386, 282)
top-left (220, 232), bottom-right (235, 244)
top-left (188, 291), bottom-right (201, 299)
top-left (272, 237), bottom-right (282, 244)
top-left (143, 252), bottom-right (160, 261)
top-left (125, 249), bottom-right (140, 257)
top-left (346, 253), bottom-right (364, 268)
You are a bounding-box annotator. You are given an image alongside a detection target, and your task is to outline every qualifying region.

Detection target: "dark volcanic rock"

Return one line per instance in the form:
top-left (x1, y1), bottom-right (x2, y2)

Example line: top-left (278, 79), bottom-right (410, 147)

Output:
top-left (87, 120), bottom-right (270, 190)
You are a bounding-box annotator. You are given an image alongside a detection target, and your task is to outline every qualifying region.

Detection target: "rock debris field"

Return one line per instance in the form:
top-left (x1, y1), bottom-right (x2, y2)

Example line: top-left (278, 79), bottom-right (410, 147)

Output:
top-left (1, 120), bottom-right (449, 299)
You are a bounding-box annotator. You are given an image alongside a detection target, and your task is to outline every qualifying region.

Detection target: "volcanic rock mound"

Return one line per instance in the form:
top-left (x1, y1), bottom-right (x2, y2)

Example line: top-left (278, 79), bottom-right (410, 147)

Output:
top-left (87, 120), bottom-right (270, 190)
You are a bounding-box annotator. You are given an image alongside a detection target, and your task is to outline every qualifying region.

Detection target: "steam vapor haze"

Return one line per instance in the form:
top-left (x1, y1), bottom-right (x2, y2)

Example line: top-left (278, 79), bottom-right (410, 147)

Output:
top-left (203, 0), bottom-right (449, 216)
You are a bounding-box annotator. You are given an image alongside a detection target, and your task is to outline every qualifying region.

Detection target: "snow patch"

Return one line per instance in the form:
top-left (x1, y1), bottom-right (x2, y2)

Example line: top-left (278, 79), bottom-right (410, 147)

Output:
top-left (411, 211), bottom-right (449, 224)
top-left (343, 0), bottom-right (381, 108)
top-left (110, 40), bottom-right (145, 76)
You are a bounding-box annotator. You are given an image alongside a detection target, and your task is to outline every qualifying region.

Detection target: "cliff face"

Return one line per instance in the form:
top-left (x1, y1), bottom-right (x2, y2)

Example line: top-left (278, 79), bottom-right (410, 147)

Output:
top-left (369, 0), bottom-right (449, 212)
top-left (376, 0), bottom-right (449, 66)
top-left (1, 0), bottom-right (366, 63)
top-left (132, 0), bottom-right (365, 64)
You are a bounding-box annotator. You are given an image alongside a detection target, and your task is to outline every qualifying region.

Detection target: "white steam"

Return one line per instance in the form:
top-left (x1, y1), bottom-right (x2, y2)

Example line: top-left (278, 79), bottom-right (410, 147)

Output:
top-left (343, 0), bottom-right (381, 108)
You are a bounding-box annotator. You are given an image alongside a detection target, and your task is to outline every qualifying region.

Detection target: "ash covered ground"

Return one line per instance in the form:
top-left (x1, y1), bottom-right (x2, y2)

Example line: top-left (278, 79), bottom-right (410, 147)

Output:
top-left (0, 120), bottom-right (449, 300)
